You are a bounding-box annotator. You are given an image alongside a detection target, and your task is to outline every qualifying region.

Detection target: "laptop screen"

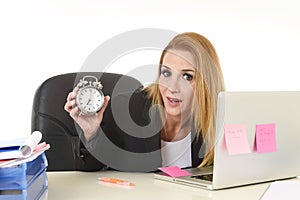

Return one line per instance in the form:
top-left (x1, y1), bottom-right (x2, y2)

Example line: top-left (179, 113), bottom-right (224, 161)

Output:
top-left (212, 91), bottom-right (300, 189)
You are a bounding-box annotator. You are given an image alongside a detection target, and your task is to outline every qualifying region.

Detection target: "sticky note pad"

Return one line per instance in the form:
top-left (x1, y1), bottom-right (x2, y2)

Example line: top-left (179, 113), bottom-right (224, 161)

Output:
top-left (158, 166), bottom-right (191, 177)
top-left (224, 124), bottom-right (251, 155)
top-left (255, 123), bottom-right (277, 153)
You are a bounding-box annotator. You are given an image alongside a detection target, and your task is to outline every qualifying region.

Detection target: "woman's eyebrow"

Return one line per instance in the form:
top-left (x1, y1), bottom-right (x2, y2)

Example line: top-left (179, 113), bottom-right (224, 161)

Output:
top-left (160, 64), bottom-right (170, 69)
top-left (182, 69), bottom-right (195, 73)
top-left (161, 64), bottom-right (195, 73)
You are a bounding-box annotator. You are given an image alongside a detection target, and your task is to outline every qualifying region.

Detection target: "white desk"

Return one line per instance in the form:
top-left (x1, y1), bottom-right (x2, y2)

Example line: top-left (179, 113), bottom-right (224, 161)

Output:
top-left (39, 171), bottom-right (277, 200)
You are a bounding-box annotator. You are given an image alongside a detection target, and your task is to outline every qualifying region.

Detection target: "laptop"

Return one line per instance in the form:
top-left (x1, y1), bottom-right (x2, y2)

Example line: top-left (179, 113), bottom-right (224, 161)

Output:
top-left (154, 91), bottom-right (300, 190)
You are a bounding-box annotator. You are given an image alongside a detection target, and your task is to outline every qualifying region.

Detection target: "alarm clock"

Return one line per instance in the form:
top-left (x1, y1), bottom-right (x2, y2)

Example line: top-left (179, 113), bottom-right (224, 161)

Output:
top-left (75, 75), bottom-right (104, 115)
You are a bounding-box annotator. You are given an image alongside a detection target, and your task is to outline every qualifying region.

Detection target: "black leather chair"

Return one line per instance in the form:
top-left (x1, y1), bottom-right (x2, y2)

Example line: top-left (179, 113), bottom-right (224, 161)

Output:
top-left (31, 72), bottom-right (142, 171)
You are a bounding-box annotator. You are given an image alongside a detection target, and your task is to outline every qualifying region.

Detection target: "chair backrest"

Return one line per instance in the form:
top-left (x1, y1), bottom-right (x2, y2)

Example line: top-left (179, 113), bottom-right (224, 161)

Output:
top-left (31, 72), bottom-right (142, 171)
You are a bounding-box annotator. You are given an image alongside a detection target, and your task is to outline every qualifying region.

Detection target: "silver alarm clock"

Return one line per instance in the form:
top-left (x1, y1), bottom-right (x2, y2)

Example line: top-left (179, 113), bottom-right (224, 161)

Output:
top-left (75, 75), bottom-right (104, 115)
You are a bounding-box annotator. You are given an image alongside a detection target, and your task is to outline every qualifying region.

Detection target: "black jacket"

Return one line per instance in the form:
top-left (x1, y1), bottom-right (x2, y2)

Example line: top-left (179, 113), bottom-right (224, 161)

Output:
top-left (78, 89), bottom-right (204, 172)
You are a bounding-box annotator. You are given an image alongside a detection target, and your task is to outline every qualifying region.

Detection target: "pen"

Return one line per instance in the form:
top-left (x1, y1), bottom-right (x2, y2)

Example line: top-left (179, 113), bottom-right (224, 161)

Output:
top-left (98, 177), bottom-right (135, 186)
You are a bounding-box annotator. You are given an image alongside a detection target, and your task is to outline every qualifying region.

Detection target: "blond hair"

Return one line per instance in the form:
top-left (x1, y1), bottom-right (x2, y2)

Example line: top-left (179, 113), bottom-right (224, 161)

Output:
top-left (145, 32), bottom-right (225, 167)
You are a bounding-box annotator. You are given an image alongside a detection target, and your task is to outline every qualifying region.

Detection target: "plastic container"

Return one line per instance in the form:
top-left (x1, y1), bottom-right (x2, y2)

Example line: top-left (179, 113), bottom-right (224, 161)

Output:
top-left (0, 170), bottom-right (48, 200)
top-left (0, 153), bottom-right (48, 199)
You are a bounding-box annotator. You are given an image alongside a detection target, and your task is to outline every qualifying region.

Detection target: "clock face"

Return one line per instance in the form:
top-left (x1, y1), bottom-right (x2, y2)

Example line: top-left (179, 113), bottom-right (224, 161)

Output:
top-left (76, 86), bottom-right (104, 115)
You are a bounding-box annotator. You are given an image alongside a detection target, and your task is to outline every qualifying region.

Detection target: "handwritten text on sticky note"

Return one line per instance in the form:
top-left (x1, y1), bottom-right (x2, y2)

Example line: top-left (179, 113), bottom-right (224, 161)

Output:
top-left (158, 166), bottom-right (191, 177)
top-left (224, 124), bottom-right (251, 155)
top-left (255, 123), bottom-right (276, 153)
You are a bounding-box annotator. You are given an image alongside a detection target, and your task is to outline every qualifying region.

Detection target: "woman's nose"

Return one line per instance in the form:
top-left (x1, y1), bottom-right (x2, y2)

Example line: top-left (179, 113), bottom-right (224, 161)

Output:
top-left (167, 77), bottom-right (180, 93)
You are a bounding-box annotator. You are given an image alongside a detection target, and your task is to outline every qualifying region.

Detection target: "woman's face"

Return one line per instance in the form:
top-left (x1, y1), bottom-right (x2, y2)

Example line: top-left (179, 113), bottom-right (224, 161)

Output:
top-left (159, 49), bottom-right (196, 118)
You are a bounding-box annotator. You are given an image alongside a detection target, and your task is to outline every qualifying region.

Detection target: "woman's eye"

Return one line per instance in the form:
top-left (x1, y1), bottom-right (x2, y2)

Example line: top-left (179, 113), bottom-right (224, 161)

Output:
top-left (161, 69), bottom-right (171, 77)
top-left (183, 73), bottom-right (193, 81)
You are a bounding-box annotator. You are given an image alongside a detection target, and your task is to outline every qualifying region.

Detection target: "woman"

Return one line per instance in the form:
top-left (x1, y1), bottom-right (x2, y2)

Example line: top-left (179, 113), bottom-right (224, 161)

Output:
top-left (64, 32), bottom-right (225, 172)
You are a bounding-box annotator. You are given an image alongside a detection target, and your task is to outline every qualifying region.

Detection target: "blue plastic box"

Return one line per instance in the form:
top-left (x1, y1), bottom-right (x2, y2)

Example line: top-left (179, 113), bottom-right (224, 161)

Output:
top-left (0, 153), bottom-right (48, 200)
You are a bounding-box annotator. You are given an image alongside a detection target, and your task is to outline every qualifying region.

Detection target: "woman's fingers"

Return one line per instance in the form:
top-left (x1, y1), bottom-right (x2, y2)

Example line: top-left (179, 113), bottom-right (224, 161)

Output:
top-left (70, 106), bottom-right (80, 121)
top-left (65, 87), bottom-right (79, 112)
top-left (67, 87), bottom-right (79, 101)
top-left (64, 99), bottom-right (75, 112)
top-left (103, 96), bottom-right (110, 110)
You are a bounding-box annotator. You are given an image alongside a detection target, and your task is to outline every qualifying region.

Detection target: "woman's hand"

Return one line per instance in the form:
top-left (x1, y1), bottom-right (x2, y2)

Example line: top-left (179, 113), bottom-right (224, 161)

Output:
top-left (64, 87), bottom-right (110, 141)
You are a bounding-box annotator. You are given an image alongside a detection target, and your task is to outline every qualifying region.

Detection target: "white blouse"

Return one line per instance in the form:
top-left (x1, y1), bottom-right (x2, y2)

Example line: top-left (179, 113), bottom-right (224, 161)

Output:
top-left (161, 132), bottom-right (192, 168)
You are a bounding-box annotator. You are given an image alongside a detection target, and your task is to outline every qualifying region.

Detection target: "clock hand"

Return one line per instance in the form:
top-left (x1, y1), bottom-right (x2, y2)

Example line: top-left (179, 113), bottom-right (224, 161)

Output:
top-left (86, 99), bottom-right (91, 105)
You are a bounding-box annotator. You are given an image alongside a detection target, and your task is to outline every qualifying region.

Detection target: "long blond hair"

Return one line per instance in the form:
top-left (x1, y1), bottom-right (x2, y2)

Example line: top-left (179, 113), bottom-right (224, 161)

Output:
top-left (145, 32), bottom-right (225, 167)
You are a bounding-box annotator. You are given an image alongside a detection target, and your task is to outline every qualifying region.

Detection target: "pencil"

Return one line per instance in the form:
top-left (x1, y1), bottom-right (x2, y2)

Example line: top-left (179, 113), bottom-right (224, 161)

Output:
top-left (98, 177), bottom-right (135, 186)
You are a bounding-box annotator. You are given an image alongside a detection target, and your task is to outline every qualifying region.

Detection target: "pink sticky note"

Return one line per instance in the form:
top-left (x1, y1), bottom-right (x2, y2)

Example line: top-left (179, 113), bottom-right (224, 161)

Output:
top-left (224, 124), bottom-right (251, 155)
top-left (158, 166), bottom-right (191, 177)
top-left (255, 123), bottom-right (277, 153)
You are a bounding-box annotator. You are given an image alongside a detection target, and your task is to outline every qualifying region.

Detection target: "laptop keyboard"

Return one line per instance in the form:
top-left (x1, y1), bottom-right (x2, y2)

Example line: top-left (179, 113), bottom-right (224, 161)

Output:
top-left (191, 174), bottom-right (213, 182)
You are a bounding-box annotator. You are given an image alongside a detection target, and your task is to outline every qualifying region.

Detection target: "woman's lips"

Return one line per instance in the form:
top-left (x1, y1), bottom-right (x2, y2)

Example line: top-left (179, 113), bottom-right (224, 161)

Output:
top-left (167, 97), bottom-right (182, 107)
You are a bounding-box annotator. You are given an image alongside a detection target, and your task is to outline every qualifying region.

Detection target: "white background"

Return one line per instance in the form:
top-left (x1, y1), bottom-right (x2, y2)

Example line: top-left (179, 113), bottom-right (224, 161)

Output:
top-left (0, 0), bottom-right (299, 138)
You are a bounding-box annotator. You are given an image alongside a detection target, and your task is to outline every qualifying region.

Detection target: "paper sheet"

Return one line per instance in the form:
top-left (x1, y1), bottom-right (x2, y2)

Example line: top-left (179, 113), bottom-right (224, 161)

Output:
top-left (0, 131), bottom-right (42, 160)
top-left (0, 143), bottom-right (50, 168)
top-left (261, 179), bottom-right (300, 200)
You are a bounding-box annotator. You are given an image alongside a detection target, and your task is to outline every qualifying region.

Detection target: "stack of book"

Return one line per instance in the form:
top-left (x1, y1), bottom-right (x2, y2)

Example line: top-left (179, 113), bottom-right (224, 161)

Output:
top-left (0, 131), bottom-right (50, 200)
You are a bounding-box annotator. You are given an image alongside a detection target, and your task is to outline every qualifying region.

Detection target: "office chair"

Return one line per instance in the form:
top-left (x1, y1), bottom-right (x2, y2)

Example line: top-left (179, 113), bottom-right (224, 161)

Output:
top-left (31, 72), bottom-right (142, 171)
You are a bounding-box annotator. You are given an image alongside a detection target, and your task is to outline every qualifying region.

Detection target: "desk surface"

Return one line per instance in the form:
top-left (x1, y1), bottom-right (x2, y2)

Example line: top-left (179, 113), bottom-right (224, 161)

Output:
top-left (38, 171), bottom-right (283, 200)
